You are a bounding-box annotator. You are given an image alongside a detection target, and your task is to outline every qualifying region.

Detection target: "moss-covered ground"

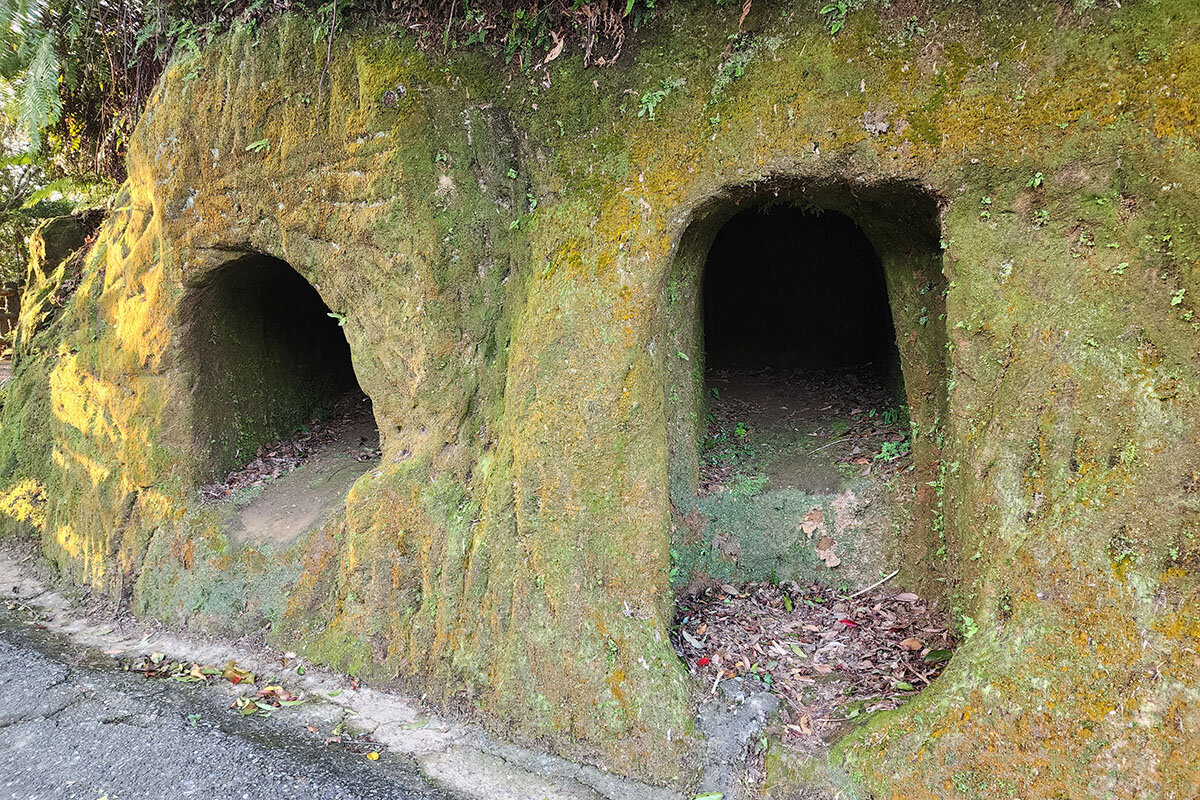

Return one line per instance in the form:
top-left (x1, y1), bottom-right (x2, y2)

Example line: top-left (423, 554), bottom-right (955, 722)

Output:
top-left (671, 367), bottom-right (915, 593)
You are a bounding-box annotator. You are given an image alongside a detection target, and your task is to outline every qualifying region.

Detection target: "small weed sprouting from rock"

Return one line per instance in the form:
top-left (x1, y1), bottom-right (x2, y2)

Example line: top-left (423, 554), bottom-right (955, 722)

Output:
top-left (637, 77), bottom-right (685, 120)
top-left (820, 1), bottom-right (850, 34)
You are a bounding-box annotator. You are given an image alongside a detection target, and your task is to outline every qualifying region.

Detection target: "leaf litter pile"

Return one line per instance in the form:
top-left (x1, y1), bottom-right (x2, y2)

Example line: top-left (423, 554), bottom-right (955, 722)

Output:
top-left (124, 652), bottom-right (384, 758)
top-left (126, 653), bottom-right (308, 715)
top-left (674, 581), bottom-right (956, 748)
top-left (200, 391), bottom-right (380, 500)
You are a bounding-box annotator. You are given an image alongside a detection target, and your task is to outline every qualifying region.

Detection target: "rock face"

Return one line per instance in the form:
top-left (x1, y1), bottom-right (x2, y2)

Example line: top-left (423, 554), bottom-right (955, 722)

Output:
top-left (11, 214), bottom-right (100, 357)
top-left (1, 1), bottom-right (1198, 795)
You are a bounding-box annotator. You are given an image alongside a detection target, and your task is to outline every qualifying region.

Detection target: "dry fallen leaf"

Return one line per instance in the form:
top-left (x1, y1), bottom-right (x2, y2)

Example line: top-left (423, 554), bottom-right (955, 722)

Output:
top-left (895, 592), bottom-right (920, 602)
top-left (542, 31), bottom-right (565, 65)
top-left (900, 637), bottom-right (923, 651)
top-left (801, 508), bottom-right (824, 537)
top-left (816, 536), bottom-right (841, 568)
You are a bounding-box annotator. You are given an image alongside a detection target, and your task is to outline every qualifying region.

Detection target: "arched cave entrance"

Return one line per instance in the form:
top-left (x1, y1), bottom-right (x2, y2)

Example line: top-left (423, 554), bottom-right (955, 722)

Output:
top-left (181, 254), bottom-right (379, 541)
top-left (703, 206), bottom-right (902, 410)
top-left (664, 184), bottom-right (947, 592)
top-left (666, 185), bottom-right (953, 744)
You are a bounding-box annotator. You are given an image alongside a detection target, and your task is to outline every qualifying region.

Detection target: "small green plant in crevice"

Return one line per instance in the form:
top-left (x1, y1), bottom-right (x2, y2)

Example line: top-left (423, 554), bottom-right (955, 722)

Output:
top-left (997, 591), bottom-right (1013, 622)
top-left (245, 138), bottom-right (270, 154)
top-left (1108, 527), bottom-right (1139, 565)
top-left (820, 1), bottom-right (850, 34)
top-left (928, 460), bottom-right (947, 557)
top-left (895, 14), bottom-right (925, 45)
top-left (711, 33), bottom-right (782, 101)
top-left (637, 77), bottom-right (685, 120)
top-left (1026, 172), bottom-right (1044, 189)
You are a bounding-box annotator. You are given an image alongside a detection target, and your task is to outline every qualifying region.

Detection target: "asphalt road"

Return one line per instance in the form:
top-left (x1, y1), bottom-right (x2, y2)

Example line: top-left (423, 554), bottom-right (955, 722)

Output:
top-left (0, 610), bottom-right (457, 800)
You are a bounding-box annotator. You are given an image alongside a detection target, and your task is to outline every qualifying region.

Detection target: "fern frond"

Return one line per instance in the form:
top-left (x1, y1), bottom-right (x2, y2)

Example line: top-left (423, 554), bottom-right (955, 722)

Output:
top-left (17, 32), bottom-right (61, 151)
top-left (20, 175), bottom-right (111, 208)
top-left (0, 0), bottom-right (44, 79)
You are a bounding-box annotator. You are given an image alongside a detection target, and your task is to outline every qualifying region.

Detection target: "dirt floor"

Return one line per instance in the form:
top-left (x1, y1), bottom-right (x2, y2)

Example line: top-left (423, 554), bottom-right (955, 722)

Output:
top-left (675, 366), bottom-right (914, 592)
top-left (701, 366), bottom-right (909, 497)
top-left (201, 392), bottom-right (380, 546)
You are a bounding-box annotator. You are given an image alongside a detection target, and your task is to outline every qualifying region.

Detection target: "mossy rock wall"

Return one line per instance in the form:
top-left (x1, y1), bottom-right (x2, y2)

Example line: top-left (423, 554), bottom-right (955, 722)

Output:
top-left (2, 0), bottom-right (1199, 794)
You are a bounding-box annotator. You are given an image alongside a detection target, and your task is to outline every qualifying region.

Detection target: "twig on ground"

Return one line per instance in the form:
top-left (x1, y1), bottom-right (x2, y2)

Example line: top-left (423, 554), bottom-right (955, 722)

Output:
top-left (840, 569), bottom-right (899, 601)
top-left (806, 437), bottom-right (853, 455)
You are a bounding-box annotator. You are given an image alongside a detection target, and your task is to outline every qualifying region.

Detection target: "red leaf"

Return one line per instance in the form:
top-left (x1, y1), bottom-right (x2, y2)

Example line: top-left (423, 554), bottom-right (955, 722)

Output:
top-left (838, 619), bottom-right (859, 627)
top-left (696, 657), bottom-right (711, 666)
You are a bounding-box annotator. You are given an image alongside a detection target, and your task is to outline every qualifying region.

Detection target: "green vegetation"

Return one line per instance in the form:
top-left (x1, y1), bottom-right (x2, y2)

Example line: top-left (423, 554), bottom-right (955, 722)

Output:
top-left (0, 150), bottom-right (72, 285)
top-left (874, 439), bottom-right (909, 462)
top-left (0, 0), bottom-right (672, 183)
top-left (637, 76), bottom-right (685, 120)
top-left (711, 32), bottom-right (782, 101)
top-left (819, 1), bottom-right (853, 34)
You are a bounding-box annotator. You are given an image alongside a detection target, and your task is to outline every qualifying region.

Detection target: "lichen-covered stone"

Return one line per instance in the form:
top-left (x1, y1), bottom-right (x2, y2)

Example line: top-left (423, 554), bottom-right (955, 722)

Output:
top-left (1, 0), bottom-right (1198, 794)
top-left (12, 213), bottom-right (101, 359)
